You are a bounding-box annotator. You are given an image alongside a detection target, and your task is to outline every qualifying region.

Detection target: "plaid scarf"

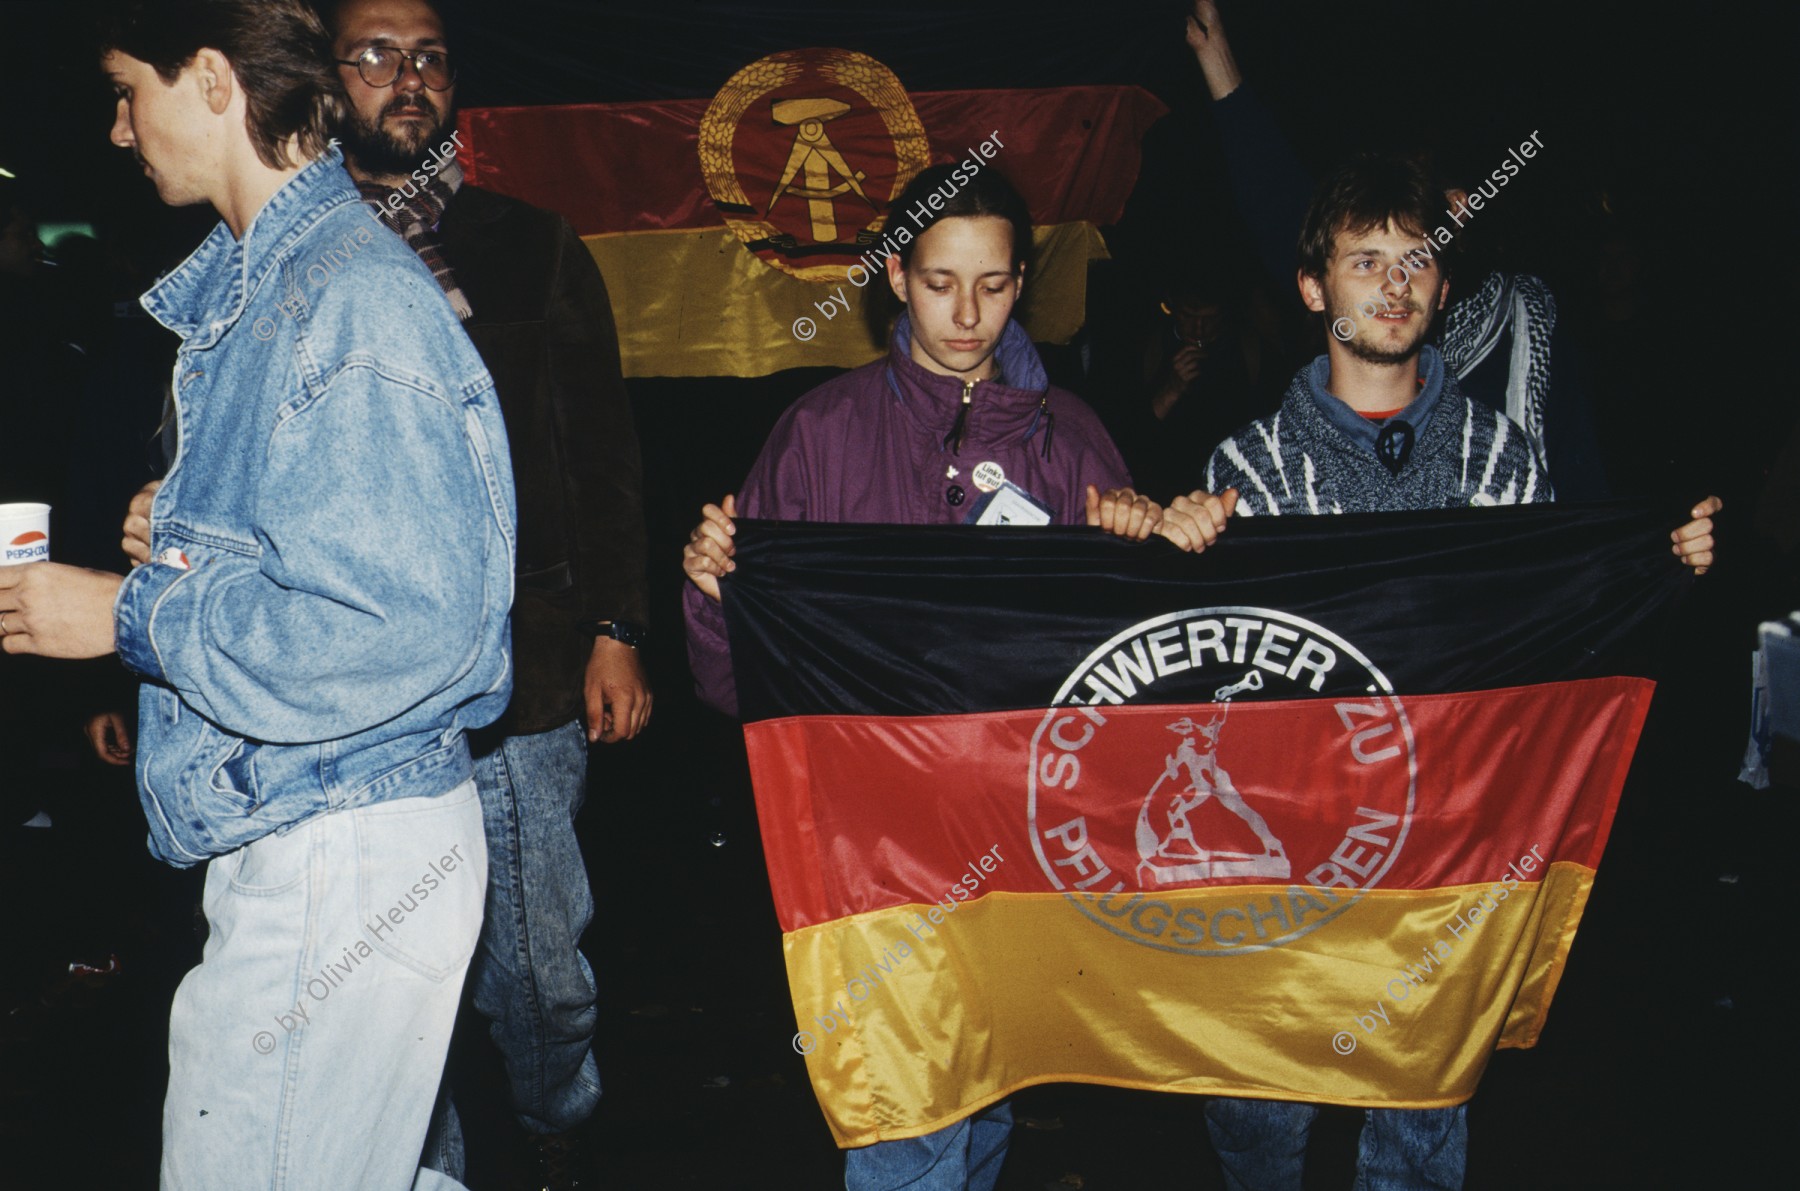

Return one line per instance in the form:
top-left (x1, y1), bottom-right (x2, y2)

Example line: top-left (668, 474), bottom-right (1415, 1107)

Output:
top-left (358, 158), bottom-right (472, 319)
top-left (1440, 271), bottom-right (1554, 473)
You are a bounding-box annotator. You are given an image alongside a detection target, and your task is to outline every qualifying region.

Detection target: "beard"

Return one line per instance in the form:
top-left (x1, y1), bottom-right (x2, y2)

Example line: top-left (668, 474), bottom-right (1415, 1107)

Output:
top-left (1334, 292), bottom-right (1440, 366)
top-left (340, 95), bottom-right (452, 178)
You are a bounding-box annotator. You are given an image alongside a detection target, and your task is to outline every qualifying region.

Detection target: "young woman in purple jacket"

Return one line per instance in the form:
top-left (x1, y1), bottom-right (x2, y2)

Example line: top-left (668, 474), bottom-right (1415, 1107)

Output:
top-left (682, 164), bottom-right (1176, 714)
top-left (681, 164), bottom-right (1177, 1190)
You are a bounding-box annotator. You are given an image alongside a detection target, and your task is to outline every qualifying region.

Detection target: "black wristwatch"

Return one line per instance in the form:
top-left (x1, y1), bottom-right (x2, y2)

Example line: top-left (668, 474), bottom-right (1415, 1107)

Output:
top-left (585, 619), bottom-right (647, 649)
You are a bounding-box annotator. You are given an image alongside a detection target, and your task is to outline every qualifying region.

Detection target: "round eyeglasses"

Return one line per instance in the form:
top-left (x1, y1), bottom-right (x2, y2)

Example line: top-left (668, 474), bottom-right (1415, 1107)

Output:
top-left (335, 46), bottom-right (455, 91)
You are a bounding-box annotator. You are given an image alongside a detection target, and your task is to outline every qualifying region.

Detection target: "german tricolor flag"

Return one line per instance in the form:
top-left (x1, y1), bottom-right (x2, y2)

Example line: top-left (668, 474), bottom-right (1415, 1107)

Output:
top-left (720, 503), bottom-right (1687, 1147)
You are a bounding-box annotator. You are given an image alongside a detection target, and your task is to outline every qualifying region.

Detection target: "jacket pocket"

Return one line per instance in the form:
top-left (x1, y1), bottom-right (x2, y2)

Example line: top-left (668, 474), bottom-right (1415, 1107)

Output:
top-left (208, 738), bottom-right (261, 813)
top-left (518, 559), bottom-right (573, 593)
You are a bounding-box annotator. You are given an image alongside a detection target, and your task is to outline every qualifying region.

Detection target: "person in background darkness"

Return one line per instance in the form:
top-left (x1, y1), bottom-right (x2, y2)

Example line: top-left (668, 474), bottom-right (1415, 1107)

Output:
top-left (0, 179), bottom-right (74, 529)
top-left (1123, 269), bottom-right (1281, 499)
top-left (0, 175), bottom-right (96, 1016)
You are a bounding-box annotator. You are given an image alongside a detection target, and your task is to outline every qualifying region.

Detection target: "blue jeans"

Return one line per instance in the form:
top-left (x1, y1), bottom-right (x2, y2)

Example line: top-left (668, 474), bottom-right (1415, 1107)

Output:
top-left (844, 1101), bottom-right (1012, 1191)
top-left (428, 722), bottom-right (600, 1175)
top-left (162, 781), bottom-right (485, 1190)
top-left (1204, 1097), bottom-right (1467, 1191)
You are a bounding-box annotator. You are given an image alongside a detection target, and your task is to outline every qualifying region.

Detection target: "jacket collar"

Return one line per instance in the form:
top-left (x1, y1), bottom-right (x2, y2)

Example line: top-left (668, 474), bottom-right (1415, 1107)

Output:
top-left (141, 145), bottom-right (360, 348)
top-left (883, 312), bottom-right (1052, 451)
top-left (1301, 342), bottom-right (1447, 457)
top-left (437, 181), bottom-right (504, 229)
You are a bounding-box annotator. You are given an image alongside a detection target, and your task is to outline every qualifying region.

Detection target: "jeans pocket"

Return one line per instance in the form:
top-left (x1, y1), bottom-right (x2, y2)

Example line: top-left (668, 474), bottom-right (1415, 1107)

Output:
top-left (225, 818), bottom-right (314, 895)
top-left (356, 784), bottom-right (485, 982)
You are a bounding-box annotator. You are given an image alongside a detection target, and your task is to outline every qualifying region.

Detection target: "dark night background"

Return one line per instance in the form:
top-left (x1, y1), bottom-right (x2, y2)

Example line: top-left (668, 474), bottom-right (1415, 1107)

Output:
top-left (1, 1), bottom-right (1795, 1187)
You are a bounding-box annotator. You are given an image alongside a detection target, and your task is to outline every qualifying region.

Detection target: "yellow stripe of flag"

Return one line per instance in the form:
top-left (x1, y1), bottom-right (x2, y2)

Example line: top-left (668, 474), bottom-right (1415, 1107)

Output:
top-left (787, 863), bottom-right (1596, 1146)
top-left (584, 223), bottom-right (1109, 379)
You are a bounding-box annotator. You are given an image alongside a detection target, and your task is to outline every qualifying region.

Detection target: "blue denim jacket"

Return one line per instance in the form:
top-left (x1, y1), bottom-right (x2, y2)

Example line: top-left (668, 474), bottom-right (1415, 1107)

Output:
top-left (115, 147), bottom-right (517, 867)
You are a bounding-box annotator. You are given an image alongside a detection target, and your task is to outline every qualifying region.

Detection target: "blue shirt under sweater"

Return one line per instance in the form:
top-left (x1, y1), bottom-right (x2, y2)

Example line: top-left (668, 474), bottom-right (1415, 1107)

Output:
top-left (1205, 346), bottom-right (1551, 515)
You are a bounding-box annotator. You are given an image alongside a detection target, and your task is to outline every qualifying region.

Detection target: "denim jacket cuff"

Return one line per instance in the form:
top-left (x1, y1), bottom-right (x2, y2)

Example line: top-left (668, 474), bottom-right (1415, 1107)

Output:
top-left (114, 561), bottom-right (187, 683)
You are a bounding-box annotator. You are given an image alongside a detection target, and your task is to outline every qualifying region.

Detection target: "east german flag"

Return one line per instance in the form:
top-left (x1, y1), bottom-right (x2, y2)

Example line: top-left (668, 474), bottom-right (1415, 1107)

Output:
top-left (456, 72), bottom-right (1165, 378)
top-left (719, 503), bottom-right (1688, 1147)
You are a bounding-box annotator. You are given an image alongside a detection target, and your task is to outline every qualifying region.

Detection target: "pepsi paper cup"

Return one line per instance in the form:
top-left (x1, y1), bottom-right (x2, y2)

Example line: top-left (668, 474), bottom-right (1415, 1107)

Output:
top-left (0, 503), bottom-right (50, 564)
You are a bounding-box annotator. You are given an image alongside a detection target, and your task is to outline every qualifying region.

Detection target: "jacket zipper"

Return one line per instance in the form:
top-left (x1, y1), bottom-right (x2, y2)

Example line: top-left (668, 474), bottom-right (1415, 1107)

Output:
top-left (944, 378), bottom-right (975, 454)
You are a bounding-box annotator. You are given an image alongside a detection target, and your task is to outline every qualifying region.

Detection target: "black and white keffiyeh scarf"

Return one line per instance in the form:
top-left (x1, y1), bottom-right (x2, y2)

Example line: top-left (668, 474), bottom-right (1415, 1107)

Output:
top-left (358, 159), bottom-right (472, 319)
top-left (1440, 271), bottom-right (1554, 471)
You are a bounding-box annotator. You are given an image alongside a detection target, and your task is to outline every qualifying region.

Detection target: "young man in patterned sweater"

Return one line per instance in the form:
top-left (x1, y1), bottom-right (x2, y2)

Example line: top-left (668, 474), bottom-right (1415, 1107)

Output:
top-left (1152, 152), bottom-right (1720, 1190)
top-left (1156, 152), bottom-right (1719, 545)
top-left (1209, 152), bottom-right (1547, 517)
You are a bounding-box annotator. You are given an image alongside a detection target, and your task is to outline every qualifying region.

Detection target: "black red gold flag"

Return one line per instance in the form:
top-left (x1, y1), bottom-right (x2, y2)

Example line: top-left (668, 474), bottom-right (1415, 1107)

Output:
top-left (720, 503), bottom-right (1687, 1147)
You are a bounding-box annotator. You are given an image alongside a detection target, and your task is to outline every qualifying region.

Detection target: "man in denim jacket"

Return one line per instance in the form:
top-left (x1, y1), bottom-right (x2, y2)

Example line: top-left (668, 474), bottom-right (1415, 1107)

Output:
top-left (0, 2), bottom-right (513, 1186)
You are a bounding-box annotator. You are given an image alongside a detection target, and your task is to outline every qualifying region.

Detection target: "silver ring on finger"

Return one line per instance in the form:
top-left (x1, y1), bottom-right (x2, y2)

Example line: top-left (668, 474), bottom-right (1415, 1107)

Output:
top-left (0, 612), bottom-right (9, 635)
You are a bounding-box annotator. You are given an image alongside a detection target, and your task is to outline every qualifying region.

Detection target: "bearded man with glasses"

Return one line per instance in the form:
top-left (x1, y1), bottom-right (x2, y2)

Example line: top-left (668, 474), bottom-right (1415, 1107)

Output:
top-left (325, 2), bottom-right (653, 1188)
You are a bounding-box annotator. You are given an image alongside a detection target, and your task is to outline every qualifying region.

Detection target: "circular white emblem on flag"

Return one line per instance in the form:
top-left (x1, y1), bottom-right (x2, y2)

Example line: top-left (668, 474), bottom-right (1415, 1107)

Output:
top-left (1027, 607), bottom-right (1416, 955)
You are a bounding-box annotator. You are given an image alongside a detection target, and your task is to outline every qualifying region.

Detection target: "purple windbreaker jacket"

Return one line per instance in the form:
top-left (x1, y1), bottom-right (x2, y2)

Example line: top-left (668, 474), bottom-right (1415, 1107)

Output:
top-left (684, 313), bottom-right (1132, 715)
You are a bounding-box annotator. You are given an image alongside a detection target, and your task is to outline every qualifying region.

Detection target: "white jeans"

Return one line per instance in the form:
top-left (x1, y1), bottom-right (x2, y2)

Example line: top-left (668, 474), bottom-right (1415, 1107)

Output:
top-left (161, 780), bottom-right (486, 1190)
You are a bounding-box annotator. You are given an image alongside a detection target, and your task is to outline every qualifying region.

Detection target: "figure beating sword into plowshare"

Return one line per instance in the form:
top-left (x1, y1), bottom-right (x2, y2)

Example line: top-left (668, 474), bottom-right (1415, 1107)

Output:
top-left (1136, 670), bottom-right (1290, 883)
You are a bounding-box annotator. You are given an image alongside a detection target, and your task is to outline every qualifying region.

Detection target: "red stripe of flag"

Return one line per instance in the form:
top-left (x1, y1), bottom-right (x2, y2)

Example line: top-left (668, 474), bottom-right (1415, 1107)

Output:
top-left (746, 678), bottom-right (1652, 931)
top-left (457, 86), bottom-right (1167, 235)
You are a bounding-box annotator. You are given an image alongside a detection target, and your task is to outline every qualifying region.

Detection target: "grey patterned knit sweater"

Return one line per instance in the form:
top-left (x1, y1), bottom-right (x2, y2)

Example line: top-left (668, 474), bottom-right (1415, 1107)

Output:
top-left (1204, 346), bottom-right (1551, 515)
